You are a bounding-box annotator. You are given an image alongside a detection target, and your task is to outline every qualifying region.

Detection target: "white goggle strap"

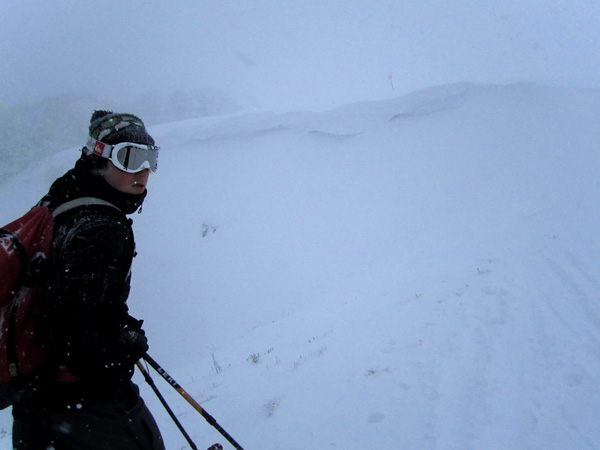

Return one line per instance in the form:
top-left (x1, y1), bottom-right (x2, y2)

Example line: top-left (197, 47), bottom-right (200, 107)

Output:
top-left (85, 137), bottom-right (113, 159)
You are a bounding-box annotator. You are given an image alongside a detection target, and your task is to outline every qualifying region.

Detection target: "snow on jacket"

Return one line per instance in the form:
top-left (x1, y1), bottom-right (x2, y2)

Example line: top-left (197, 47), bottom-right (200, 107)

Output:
top-left (33, 156), bottom-right (148, 405)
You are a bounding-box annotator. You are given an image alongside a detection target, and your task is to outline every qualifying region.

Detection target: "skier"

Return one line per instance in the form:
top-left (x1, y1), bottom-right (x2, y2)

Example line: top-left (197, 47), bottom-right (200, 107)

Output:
top-left (11, 110), bottom-right (165, 450)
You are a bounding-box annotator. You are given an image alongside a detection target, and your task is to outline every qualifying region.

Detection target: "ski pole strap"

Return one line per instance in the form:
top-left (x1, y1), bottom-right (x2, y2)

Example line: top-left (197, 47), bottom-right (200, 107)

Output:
top-left (142, 354), bottom-right (245, 450)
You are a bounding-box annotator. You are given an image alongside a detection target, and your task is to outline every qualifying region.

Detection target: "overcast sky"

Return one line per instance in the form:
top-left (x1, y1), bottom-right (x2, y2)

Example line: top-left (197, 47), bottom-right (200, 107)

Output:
top-left (2, 0), bottom-right (600, 111)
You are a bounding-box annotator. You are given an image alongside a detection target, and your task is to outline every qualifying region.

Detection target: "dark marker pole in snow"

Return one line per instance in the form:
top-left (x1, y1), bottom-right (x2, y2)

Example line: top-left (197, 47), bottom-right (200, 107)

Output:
top-left (142, 353), bottom-right (245, 450)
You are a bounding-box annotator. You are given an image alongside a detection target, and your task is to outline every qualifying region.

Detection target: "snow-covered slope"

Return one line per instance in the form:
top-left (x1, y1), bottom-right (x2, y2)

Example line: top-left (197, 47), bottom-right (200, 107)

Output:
top-left (1, 83), bottom-right (599, 449)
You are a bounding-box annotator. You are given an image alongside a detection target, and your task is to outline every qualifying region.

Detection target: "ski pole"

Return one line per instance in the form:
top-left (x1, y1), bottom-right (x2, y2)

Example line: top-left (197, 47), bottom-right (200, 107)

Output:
top-left (136, 361), bottom-right (199, 450)
top-left (143, 354), bottom-right (245, 450)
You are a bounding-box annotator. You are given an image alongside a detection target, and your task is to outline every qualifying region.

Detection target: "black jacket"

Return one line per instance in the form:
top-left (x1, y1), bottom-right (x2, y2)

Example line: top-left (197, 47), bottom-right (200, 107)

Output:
top-left (34, 156), bottom-right (148, 405)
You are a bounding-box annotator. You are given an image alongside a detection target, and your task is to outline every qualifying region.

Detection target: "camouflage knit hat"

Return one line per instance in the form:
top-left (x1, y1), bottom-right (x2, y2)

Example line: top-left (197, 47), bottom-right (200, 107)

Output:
top-left (88, 110), bottom-right (155, 146)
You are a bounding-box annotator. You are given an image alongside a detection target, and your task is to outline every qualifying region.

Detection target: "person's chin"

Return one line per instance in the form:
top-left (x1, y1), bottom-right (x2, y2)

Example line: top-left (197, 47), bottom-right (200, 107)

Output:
top-left (128, 185), bottom-right (146, 194)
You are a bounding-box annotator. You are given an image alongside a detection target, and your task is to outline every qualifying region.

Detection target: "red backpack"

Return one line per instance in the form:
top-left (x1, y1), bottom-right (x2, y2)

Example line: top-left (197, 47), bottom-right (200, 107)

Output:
top-left (0, 197), bottom-right (116, 408)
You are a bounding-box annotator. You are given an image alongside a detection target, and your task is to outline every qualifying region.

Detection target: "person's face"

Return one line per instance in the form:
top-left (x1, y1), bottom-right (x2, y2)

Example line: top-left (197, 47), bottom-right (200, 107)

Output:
top-left (102, 161), bottom-right (150, 194)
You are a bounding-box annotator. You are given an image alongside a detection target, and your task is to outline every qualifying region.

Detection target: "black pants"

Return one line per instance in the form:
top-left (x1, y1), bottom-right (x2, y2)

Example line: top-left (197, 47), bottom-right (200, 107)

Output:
top-left (12, 382), bottom-right (165, 450)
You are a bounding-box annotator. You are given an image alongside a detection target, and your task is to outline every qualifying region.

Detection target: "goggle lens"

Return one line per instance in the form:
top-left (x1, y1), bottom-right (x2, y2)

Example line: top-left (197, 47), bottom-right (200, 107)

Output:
top-left (112, 143), bottom-right (159, 173)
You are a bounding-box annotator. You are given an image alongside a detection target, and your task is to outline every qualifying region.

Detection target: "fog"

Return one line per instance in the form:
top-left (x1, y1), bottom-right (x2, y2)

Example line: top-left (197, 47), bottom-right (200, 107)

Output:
top-left (2, 0), bottom-right (600, 112)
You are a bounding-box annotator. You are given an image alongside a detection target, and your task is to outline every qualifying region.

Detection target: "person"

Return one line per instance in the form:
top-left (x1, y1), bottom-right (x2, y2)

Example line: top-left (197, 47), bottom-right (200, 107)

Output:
top-left (11, 111), bottom-right (165, 450)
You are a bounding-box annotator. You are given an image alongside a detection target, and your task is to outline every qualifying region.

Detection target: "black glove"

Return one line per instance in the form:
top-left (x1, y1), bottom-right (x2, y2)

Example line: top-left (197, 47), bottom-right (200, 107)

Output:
top-left (118, 319), bottom-right (149, 362)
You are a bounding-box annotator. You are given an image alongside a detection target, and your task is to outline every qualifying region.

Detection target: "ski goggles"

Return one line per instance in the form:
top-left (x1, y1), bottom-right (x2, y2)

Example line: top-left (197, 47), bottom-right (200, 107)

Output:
top-left (86, 138), bottom-right (159, 173)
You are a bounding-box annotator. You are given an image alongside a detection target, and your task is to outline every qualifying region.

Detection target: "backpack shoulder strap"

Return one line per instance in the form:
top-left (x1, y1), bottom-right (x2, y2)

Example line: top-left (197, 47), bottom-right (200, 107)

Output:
top-left (52, 197), bottom-right (120, 217)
